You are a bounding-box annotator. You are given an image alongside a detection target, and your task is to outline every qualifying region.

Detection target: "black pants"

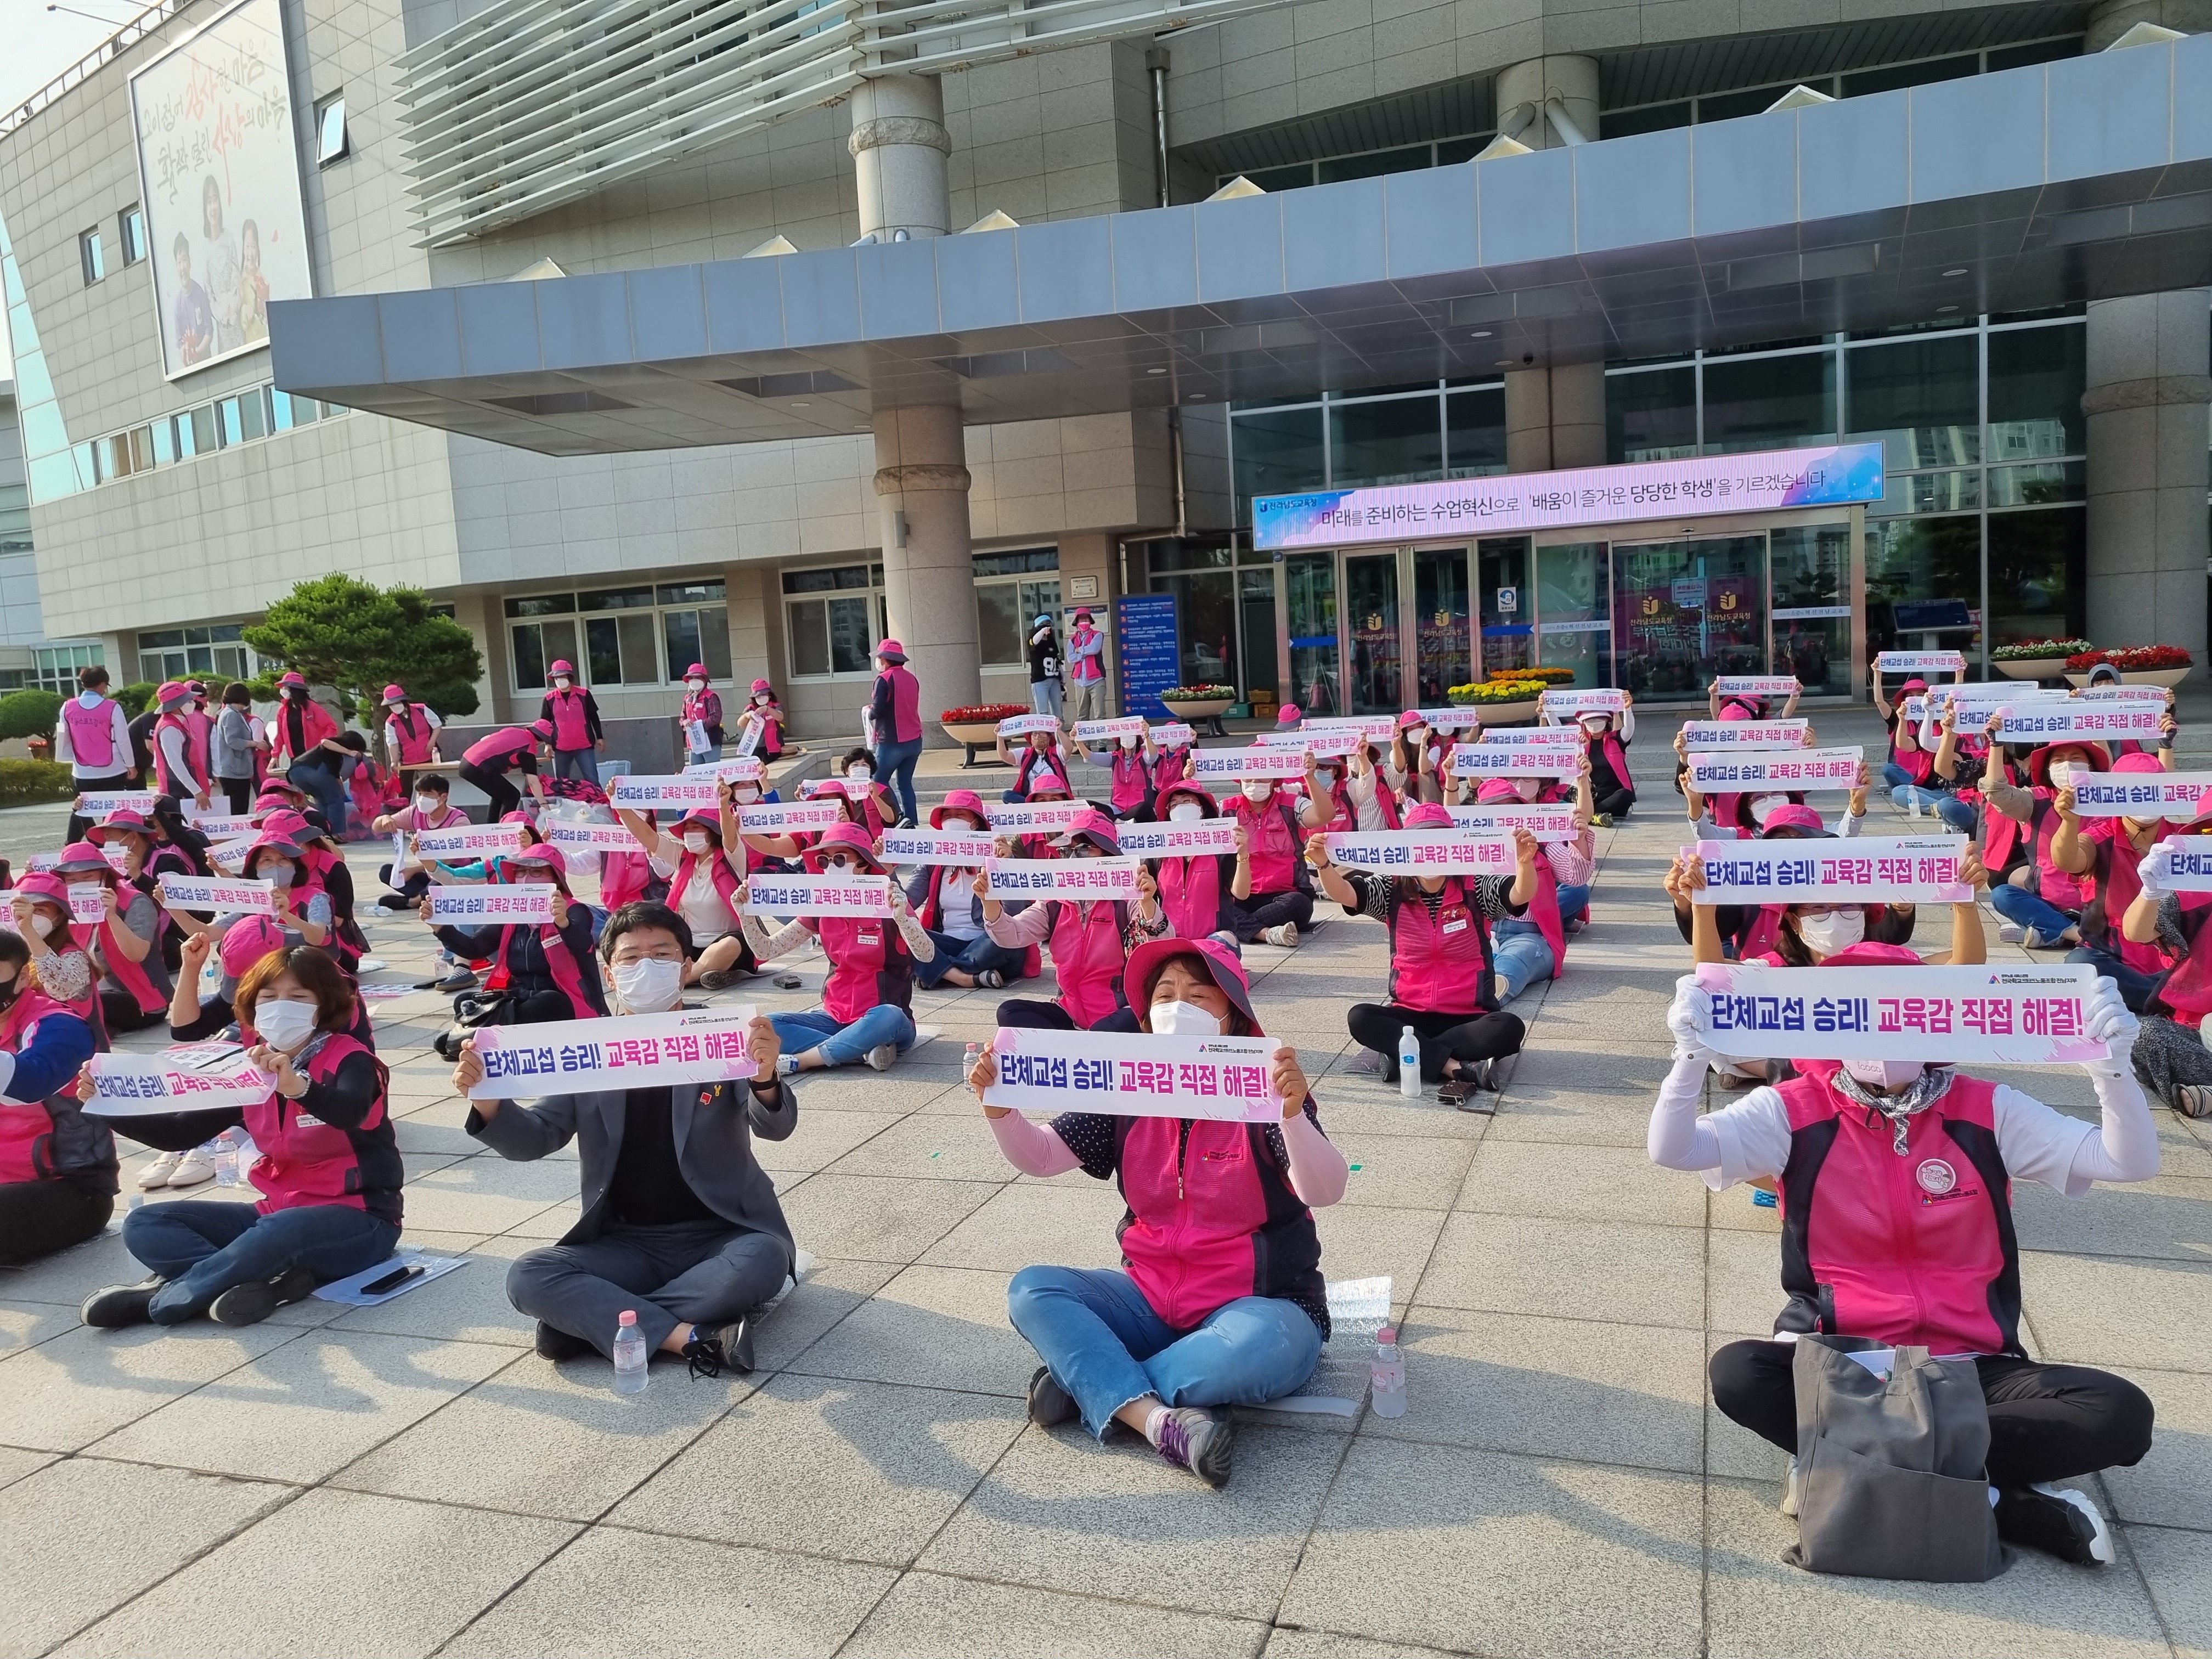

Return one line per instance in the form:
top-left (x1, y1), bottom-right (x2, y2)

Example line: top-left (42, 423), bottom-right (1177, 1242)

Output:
top-left (997, 998), bottom-right (1077, 1030)
top-left (217, 776), bottom-right (255, 815)
top-left (1709, 1339), bottom-right (2154, 1488)
top-left (460, 763), bottom-right (521, 823)
top-left (0, 1178), bottom-right (113, 1267)
top-left (1592, 784), bottom-right (1635, 817)
top-left (1347, 1003), bottom-right (1525, 1082)
top-left (1224, 889), bottom-right (1316, 941)
top-left (100, 989), bottom-right (168, 1035)
top-left (377, 864), bottom-right (432, 902)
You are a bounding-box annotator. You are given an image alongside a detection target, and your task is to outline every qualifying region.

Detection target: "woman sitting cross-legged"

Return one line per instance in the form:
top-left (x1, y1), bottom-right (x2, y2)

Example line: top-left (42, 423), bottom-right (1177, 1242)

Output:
top-left (969, 939), bottom-right (1344, 1487)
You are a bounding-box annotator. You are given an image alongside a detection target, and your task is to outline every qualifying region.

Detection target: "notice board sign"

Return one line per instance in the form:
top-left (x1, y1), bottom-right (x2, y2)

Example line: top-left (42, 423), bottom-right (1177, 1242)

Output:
top-left (1116, 593), bottom-right (1181, 720)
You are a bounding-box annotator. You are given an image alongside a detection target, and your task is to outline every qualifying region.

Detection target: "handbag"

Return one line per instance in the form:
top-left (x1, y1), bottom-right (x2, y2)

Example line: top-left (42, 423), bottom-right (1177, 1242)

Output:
top-left (1784, 1334), bottom-right (2006, 1582)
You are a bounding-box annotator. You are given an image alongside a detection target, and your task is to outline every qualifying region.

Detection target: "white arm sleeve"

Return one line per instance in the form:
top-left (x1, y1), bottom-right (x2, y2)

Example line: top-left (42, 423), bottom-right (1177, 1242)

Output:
top-left (1648, 1053), bottom-right (1793, 1190)
top-left (1992, 1079), bottom-right (2158, 1198)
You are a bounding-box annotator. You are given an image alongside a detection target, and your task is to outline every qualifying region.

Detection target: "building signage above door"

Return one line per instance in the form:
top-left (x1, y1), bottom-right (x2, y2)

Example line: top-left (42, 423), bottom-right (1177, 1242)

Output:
top-left (1251, 444), bottom-right (1885, 552)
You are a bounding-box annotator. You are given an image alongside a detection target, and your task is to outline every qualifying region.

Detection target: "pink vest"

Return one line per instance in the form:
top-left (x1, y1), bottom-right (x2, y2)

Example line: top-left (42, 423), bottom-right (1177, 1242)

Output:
top-left (154, 711), bottom-right (197, 795)
top-left (1150, 748), bottom-right (1191, 802)
top-left (1016, 747), bottom-right (1072, 800)
top-left (0, 989), bottom-right (78, 1182)
top-left (875, 667), bottom-right (922, 743)
top-left (599, 848), bottom-right (656, 911)
top-left (385, 704), bottom-right (439, 765)
top-left (1114, 1114), bottom-right (1316, 1331)
top-left (1157, 853), bottom-right (1222, 940)
top-left (61, 696), bottom-right (117, 769)
top-left (240, 1033), bottom-right (388, 1215)
top-left (546, 686), bottom-right (593, 750)
top-left (2088, 821), bottom-right (2170, 978)
top-left (1109, 750), bottom-right (1152, 813)
top-left (1386, 879), bottom-right (1493, 1016)
top-left (488, 909), bottom-right (597, 1018)
top-left (463, 727), bottom-right (537, 769)
top-left (1776, 1065), bottom-right (2016, 1355)
top-left (270, 697), bottom-right (340, 765)
top-left (811, 913), bottom-right (913, 1022)
top-left (1048, 900), bottom-right (1127, 1027)
top-left (187, 709), bottom-right (213, 787)
top-left (1887, 716), bottom-right (1933, 783)
top-left (95, 896), bottom-right (167, 1017)
top-left (1232, 793), bottom-right (1301, 894)
top-left (673, 845), bottom-right (745, 934)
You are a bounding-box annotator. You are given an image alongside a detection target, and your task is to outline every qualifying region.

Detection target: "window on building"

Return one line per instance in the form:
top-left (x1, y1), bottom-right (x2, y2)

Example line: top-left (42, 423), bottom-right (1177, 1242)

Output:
top-left (973, 550), bottom-right (1062, 666)
top-left (1702, 351), bottom-right (1835, 454)
top-left (135, 624), bottom-right (255, 686)
top-left (1987, 321), bottom-right (2086, 462)
top-left (1230, 405), bottom-right (1325, 523)
top-left (782, 564), bottom-right (884, 679)
top-left (506, 584), bottom-right (732, 691)
top-left (315, 93), bottom-right (349, 165)
top-left (119, 206), bottom-right (146, 265)
top-left (1607, 367), bottom-right (1697, 462)
top-left (1331, 395), bottom-right (1443, 489)
top-left (1445, 387), bottom-right (1506, 477)
top-left (0, 484), bottom-right (31, 552)
top-left (32, 645), bottom-right (101, 695)
top-left (78, 228), bottom-right (104, 285)
top-left (1847, 334), bottom-right (1980, 470)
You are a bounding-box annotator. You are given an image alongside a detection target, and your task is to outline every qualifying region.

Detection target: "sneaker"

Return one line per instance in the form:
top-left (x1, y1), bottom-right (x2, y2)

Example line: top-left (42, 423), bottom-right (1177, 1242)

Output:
top-left (1995, 1483), bottom-right (2115, 1565)
top-left (136, 1150), bottom-right (184, 1190)
top-left (376, 893), bottom-right (413, 911)
top-left (1262, 923), bottom-right (1299, 948)
top-left (164, 1148), bottom-right (216, 1188)
top-left (1593, 812), bottom-right (1615, 828)
top-left (1150, 1405), bottom-right (1233, 1487)
top-left (433, 968), bottom-right (477, 992)
top-left (777, 1053), bottom-right (801, 1077)
top-left (208, 1265), bottom-right (319, 1327)
top-left (534, 1321), bottom-right (596, 1362)
top-left (681, 1314), bottom-right (755, 1379)
top-left (2176, 1085), bottom-right (2212, 1119)
top-left (1997, 921), bottom-right (2025, 943)
top-left (1026, 1364), bottom-right (1076, 1427)
top-left (697, 968), bottom-right (749, 992)
top-left (81, 1277), bottom-right (165, 1328)
top-left (865, 1041), bottom-right (898, 1071)
top-left (772, 972), bottom-right (804, 990)
top-left (977, 969), bottom-right (1005, 989)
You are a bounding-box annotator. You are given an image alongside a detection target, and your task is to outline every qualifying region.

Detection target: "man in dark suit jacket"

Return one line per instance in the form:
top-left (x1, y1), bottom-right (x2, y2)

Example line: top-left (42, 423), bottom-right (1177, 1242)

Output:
top-left (452, 902), bottom-right (796, 1374)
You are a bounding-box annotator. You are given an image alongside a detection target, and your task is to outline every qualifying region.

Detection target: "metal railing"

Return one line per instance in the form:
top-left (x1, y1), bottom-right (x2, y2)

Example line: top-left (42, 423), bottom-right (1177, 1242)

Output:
top-left (396, 0), bottom-right (1293, 246)
top-left (0, 0), bottom-right (194, 140)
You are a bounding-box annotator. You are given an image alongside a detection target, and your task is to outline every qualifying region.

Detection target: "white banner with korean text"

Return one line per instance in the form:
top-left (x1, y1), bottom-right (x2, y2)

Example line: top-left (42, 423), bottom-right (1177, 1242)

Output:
top-left (1688, 963), bottom-right (2108, 1065)
top-left (468, 1007), bottom-right (759, 1099)
top-left (1690, 836), bottom-right (1971, 905)
top-left (984, 1026), bottom-right (1283, 1120)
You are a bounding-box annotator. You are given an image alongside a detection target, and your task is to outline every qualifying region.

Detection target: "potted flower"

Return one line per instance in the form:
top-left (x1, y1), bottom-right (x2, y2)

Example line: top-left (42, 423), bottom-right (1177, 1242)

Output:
top-left (1492, 664), bottom-right (1576, 686)
top-left (2064, 645), bottom-right (2194, 690)
top-left (939, 702), bottom-right (1032, 765)
top-left (1159, 682), bottom-right (1239, 720)
top-left (1449, 678), bottom-right (1548, 724)
top-left (1993, 639), bottom-right (2092, 681)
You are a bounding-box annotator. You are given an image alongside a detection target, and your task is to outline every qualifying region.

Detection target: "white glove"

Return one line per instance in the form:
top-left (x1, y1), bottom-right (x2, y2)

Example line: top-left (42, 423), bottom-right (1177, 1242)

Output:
top-left (1667, 976), bottom-right (1720, 1066)
top-left (2082, 978), bottom-right (2140, 1079)
top-left (2135, 847), bottom-right (2168, 898)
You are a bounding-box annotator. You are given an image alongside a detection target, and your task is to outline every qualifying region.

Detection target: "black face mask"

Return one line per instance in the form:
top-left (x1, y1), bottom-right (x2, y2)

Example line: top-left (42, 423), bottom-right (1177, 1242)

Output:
top-left (0, 975), bottom-right (20, 1013)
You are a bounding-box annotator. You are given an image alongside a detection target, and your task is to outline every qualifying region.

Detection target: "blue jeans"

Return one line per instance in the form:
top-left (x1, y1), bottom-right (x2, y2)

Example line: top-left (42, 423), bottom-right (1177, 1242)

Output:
top-left (1989, 883), bottom-right (2078, 941)
top-left (1555, 882), bottom-right (1589, 924)
top-left (1007, 1265), bottom-right (1322, 1440)
top-left (1887, 781), bottom-right (1976, 832)
top-left (288, 760), bottom-right (347, 836)
top-left (1031, 680), bottom-right (1063, 719)
top-left (876, 735), bottom-right (923, 827)
top-left (124, 1199), bottom-right (399, 1324)
top-left (554, 747), bottom-right (600, 785)
top-left (917, 929), bottom-right (1025, 989)
top-left (1491, 917), bottom-right (1556, 1001)
top-left (769, 1005), bottom-right (917, 1067)
top-left (2068, 945), bottom-right (2162, 1013)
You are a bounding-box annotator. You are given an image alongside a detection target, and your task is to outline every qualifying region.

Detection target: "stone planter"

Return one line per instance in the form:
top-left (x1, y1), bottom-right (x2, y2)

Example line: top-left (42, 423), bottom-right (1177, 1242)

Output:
top-left (1996, 658), bottom-right (2067, 680)
top-left (2064, 666), bottom-right (2192, 690)
top-left (1160, 696), bottom-right (1236, 737)
top-left (1465, 699), bottom-right (1542, 725)
top-left (940, 720), bottom-right (1005, 766)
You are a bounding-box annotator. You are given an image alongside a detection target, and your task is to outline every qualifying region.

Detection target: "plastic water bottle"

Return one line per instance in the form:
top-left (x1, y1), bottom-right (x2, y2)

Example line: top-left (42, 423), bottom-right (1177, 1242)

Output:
top-left (211, 1133), bottom-right (238, 1188)
top-left (1370, 1325), bottom-right (1407, 1418)
top-left (963, 1041), bottom-right (982, 1082)
top-left (1397, 1026), bottom-right (1420, 1097)
top-left (612, 1310), bottom-right (649, 1395)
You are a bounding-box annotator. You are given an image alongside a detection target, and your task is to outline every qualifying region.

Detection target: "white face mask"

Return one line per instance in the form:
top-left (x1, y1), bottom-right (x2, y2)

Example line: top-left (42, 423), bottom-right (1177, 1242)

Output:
top-left (1581, 718), bottom-right (1608, 736)
top-left (687, 679), bottom-right (705, 692)
top-left (1168, 802), bottom-right (1204, 823)
top-left (77, 690), bottom-right (100, 709)
top-left (554, 677), bottom-right (572, 689)
top-left (2046, 760), bottom-right (2079, 788)
top-left (1149, 998), bottom-right (1224, 1037)
top-left (414, 795), bottom-right (439, 815)
top-left (1796, 909), bottom-right (1865, 955)
top-left (253, 997), bottom-right (318, 1051)
top-left (824, 856), bottom-right (856, 875)
top-left (1120, 734), bottom-right (1139, 749)
top-left (849, 765), bottom-right (873, 783)
top-left (1747, 794), bottom-right (1787, 826)
top-left (1843, 1057), bottom-right (1925, 1090)
top-left (1241, 780), bottom-right (1272, 802)
top-left (1513, 778), bottom-right (1541, 803)
top-left (753, 693), bottom-right (768, 705)
top-left (733, 785), bottom-right (760, 804)
top-left (682, 832), bottom-right (712, 855)
top-left (612, 956), bottom-right (684, 1014)
top-left (29, 913), bottom-right (55, 939)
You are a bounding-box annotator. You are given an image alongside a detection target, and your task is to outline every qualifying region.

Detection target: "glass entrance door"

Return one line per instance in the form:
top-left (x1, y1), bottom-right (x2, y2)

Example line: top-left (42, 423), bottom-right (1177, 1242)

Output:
top-left (1285, 552), bottom-right (1340, 715)
top-left (1345, 552), bottom-right (1404, 714)
top-left (1477, 538), bottom-right (1532, 680)
top-left (1770, 524), bottom-right (1853, 696)
top-left (1414, 548), bottom-right (1472, 703)
top-left (1534, 541), bottom-right (1613, 687)
top-left (1611, 535), bottom-right (1768, 697)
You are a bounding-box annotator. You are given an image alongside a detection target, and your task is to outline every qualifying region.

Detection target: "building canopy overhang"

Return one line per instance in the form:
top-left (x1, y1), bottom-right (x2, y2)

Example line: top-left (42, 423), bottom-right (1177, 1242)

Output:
top-left (269, 36), bottom-right (2212, 458)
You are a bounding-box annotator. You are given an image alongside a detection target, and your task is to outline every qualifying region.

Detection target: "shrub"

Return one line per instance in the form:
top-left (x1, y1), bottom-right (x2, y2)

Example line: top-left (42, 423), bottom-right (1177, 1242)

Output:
top-left (940, 703), bottom-right (1033, 723)
top-left (0, 758), bottom-right (77, 808)
top-left (113, 681), bottom-right (157, 717)
top-left (1448, 679), bottom-right (1549, 705)
top-left (0, 689), bottom-right (63, 743)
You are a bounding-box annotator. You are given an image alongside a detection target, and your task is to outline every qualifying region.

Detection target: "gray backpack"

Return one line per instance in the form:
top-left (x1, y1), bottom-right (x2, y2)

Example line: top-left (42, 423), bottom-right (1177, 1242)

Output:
top-left (1785, 1334), bottom-right (2006, 1582)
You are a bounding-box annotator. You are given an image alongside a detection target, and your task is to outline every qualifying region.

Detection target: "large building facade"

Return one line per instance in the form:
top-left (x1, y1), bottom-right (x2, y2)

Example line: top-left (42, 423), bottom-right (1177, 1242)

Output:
top-left (2, 0), bottom-right (2207, 733)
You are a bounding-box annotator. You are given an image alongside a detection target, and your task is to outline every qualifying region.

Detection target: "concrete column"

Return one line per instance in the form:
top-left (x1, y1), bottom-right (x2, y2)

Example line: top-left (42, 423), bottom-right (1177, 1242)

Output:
top-left (875, 405), bottom-right (980, 734)
top-left (2083, 291), bottom-right (2211, 656)
top-left (2085, 0), bottom-right (2212, 48)
top-left (721, 563), bottom-right (772, 696)
top-left (848, 74), bottom-right (951, 241)
top-left (1497, 54), bottom-right (1605, 475)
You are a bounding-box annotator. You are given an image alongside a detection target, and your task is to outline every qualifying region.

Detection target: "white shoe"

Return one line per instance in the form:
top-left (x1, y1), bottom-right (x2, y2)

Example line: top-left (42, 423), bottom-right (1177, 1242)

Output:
top-left (1780, 1455), bottom-right (1801, 1518)
top-left (865, 1042), bottom-right (898, 1071)
top-left (163, 1149), bottom-right (217, 1188)
top-left (136, 1150), bottom-right (183, 1190)
top-left (1997, 922), bottom-right (2025, 943)
top-left (1262, 923), bottom-right (1299, 947)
